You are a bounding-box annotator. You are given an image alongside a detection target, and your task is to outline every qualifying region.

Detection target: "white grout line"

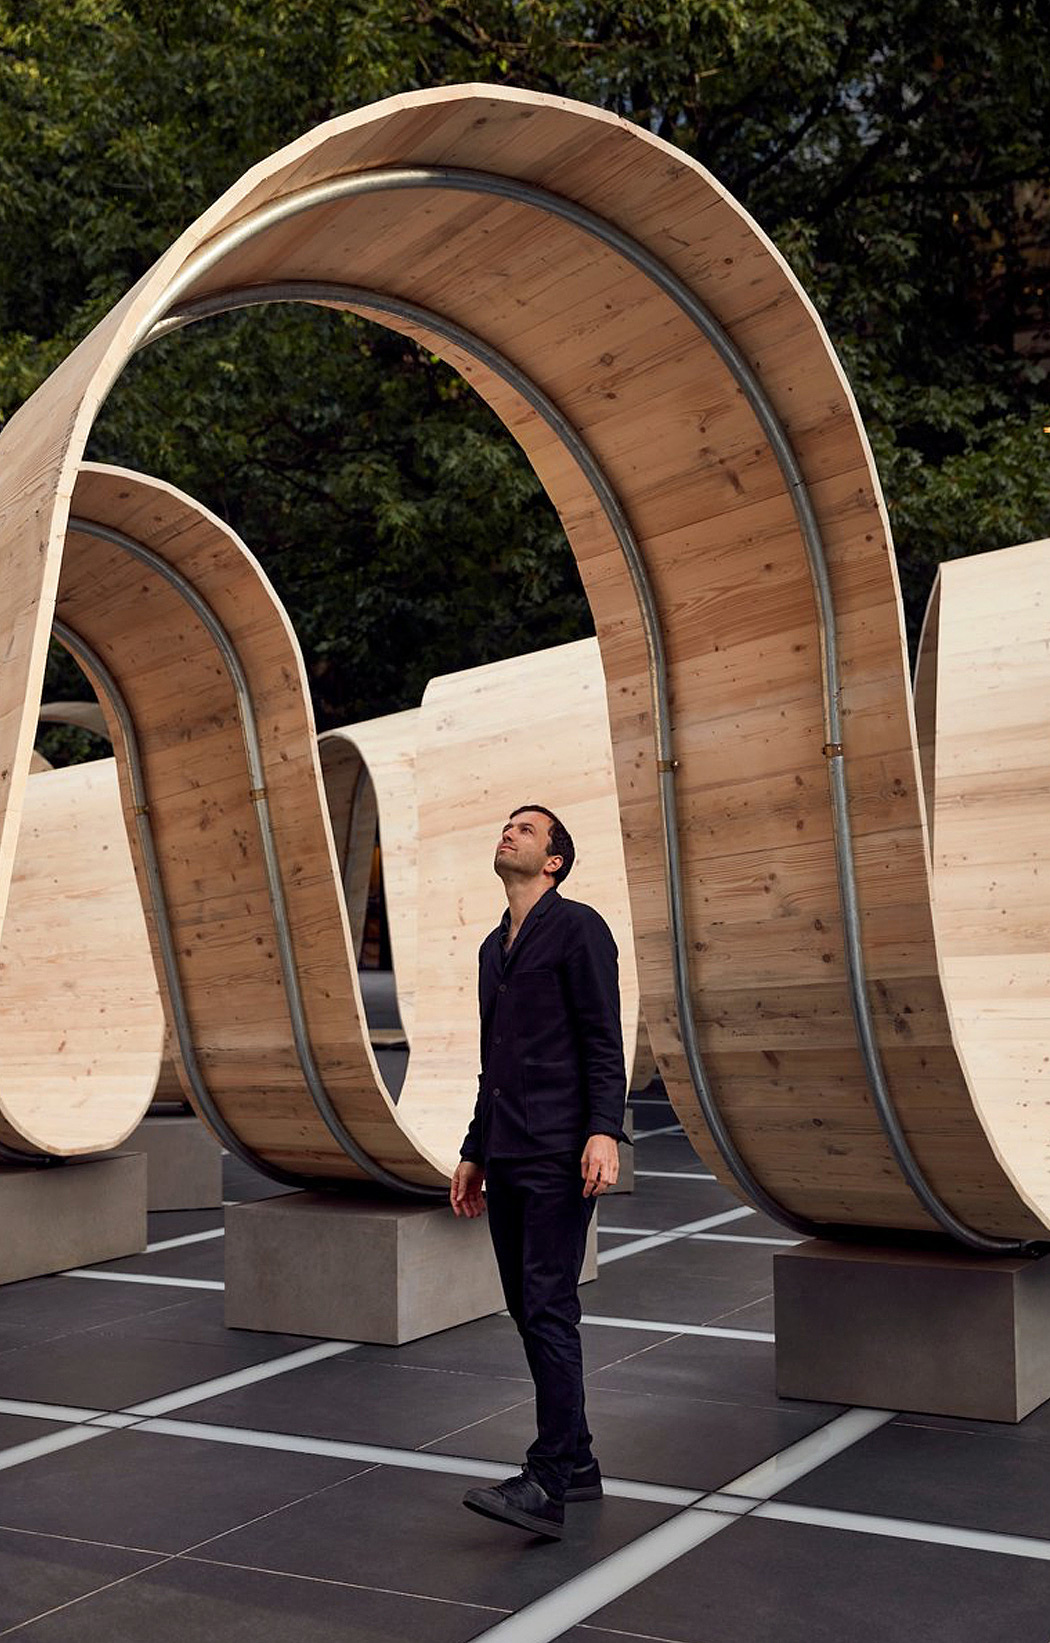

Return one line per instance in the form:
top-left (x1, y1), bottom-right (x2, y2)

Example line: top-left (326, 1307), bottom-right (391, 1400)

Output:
top-left (598, 1225), bottom-right (799, 1247)
top-left (61, 1271), bottom-right (224, 1292)
top-left (632, 1124), bottom-right (685, 1140)
top-left (466, 1408), bottom-right (892, 1643)
top-left (145, 1228), bottom-right (226, 1253)
top-left (0, 1396), bottom-right (106, 1423)
top-left (0, 1425), bottom-right (111, 1471)
top-left (581, 1314), bottom-right (774, 1343)
top-left (124, 1417), bottom-right (702, 1508)
top-left (754, 1500), bottom-right (1050, 1561)
top-left (634, 1170), bottom-right (717, 1181)
top-left (123, 1341), bottom-right (357, 1418)
top-left (725, 1407), bottom-right (894, 1498)
top-left (6, 1394), bottom-right (1050, 1571)
top-left (597, 1205), bottom-right (754, 1266)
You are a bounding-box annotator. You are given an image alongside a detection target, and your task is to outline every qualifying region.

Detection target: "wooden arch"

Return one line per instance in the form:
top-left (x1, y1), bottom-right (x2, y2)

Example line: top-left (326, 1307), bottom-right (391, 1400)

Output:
top-left (0, 84), bottom-right (1045, 1236)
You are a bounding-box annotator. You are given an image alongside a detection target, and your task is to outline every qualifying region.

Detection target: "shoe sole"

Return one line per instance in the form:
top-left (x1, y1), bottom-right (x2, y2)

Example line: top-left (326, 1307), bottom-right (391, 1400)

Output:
top-left (462, 1490), bottom-right (564, 1540)
top-left (564, 1482), bottom-right (603, 1502)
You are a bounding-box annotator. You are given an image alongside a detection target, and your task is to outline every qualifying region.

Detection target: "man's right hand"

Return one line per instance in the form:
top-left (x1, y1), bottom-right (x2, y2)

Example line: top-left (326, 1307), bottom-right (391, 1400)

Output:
top-left (450, 1160), bottom-right (486, 1218)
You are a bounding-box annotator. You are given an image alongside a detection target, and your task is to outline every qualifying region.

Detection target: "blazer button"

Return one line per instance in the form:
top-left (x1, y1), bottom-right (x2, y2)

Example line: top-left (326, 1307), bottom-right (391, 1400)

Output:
top-left (495, 1036), bottom-right (502, 1045)
top-left (493, 1087), bottom-right (501, 1097)
top-left (498, 983), bottom-right (507, 993)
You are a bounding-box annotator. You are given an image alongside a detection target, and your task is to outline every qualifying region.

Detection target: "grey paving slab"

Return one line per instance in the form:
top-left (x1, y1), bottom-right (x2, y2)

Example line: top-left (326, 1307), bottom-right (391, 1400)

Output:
top-left (0, 1428), bottom-right (365, 1552)
top-left (0, 1331), bottom-right (294, 1410)
top-left (0, 1275), bottom-right (195, 1342)
top-left (92, 1239), bottom-right (225, 1283)
top-left (1, 1551), bottom-right (496, 1642)
top-left (584, 1241), bottom-right (771, 1327)
top-left (0, 1526), bottom-right (160, 1634)
top-left (0, 1411), bottom-right (69, 1449)
top-left (590, 1514), bottom-right (1050, 1643)
top-left (590, 1177), bottom-right (741, 1232)
top-left (897, 1401), bottom-right (1050, 1447)
top-left (427, 1383), bottom-right (840, 1490)
top-left (88, 1292), bottom-right (322, 1355)
top-left (186, 1356), bottom-right (535, 1449)
top-left (781, 1419), bottom-right (1050, 1540)
top-left (586, 1331), bottom-right (842, 1416)
top-left (351, 1311), bottom-right (667, 1382)
top-left (195, 1461), bottom-right (677, 1612)
top-left (701, 1292), bottom-right (776, 1333)
top-left (145, 1209), bottom-right (224, 1241)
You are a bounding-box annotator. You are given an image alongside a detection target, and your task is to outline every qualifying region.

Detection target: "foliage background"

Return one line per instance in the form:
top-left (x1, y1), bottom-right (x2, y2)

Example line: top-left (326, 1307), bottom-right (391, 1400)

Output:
top-left (1, 0), bottom-right (1047, 762)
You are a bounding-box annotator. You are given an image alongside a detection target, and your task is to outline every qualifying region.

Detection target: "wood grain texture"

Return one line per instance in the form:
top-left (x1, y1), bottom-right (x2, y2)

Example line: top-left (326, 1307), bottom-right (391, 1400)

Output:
top-left (58, 469), bottom-right (637, 1183)
top-left (322, 640), bottom-right (641, 1090)
top-left (320, 710), bottom-right (420, 1033)
top-left (0, 84), bottom-right (1041, 1231)
top-left (0, 760), bottom-right (163, 1153)
top-left (916, 540), bottom-right (1050, 1224)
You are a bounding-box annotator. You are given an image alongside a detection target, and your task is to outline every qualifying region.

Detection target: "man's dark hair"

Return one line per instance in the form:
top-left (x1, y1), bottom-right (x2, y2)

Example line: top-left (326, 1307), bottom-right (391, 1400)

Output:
top-left (510, 804), bottom-right (575, 885)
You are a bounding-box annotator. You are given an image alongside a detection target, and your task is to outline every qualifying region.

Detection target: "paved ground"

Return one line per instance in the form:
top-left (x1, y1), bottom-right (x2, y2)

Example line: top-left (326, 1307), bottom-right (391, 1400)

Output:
top-left (0, 1084), bottom-right (1049, 1640)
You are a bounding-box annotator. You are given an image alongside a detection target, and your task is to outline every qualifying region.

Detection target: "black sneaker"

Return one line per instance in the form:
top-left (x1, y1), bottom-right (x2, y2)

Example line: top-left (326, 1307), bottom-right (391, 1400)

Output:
top-left (564, 1458), bottom-right (603, 1502)
top-left (462, 1468), bottom-right (565, 1539)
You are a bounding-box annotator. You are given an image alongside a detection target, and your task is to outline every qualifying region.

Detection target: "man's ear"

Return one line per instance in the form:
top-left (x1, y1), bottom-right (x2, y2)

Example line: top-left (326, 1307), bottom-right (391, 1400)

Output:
top-left (545, 854), bottom-right (564, 880)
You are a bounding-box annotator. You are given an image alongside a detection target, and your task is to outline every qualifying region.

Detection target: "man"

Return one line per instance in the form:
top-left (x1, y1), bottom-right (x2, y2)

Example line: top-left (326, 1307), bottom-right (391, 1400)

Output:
top-left (450, 804), bottom-right (627, 1540)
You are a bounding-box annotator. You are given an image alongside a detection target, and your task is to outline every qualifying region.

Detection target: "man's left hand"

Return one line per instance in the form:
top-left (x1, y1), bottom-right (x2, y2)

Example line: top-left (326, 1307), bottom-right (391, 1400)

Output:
top-left (581, 1134), bottom-right (620, 1197)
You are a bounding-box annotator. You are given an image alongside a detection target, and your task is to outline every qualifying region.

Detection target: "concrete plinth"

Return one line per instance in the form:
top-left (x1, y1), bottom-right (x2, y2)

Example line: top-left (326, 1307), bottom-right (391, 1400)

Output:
top-left (774, 1239), bottom-right (1050, 1423)
top-left (130, 1113), bottom-right (223, 1211)
top-left (225, 1189), bottom-right (599, 1345)
top-left (609, 1108), bottom-right (634, 1194)
top-left (0, 1153), bottom-right (147, 1285)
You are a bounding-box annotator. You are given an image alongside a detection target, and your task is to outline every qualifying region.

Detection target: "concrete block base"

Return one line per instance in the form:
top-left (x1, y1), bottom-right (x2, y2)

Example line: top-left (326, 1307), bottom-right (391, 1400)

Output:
top-left (608, 1109), bottom-right (634, 1195)
top-left (0, 1153), bottom-right (147, 1285)
top-left (129, 1114), bottom-right (223, 1211)
top-left (225, 1189), bottom-right (598, 1345)
top-left (774, 1239), bottom-right (1050, 1423)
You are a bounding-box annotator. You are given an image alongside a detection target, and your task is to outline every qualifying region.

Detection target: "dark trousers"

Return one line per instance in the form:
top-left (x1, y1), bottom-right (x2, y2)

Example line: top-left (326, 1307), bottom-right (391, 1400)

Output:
top-left (484, 1153), bottom-right (596, 1501)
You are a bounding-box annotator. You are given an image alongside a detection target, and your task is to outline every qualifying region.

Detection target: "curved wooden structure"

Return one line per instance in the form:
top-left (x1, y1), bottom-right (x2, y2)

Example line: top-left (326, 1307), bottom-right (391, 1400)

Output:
top-left (322, 639), bottom-right (642, 1072)
top-left (0, 84), bottom-right (1046, 1234)
top-left (320, 709), bottom-right (419, 1029)
top-left (915, 539), bottom-right (1050, 1222)
top-left (0, 760), bottom-right (163, 1154)
top-left (51, 464), bottom-right (637, 1185)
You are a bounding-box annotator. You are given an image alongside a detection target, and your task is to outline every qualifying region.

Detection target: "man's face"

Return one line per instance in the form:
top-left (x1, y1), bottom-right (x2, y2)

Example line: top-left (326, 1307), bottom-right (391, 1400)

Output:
top-left (494, 811), bottom-right (561, 884)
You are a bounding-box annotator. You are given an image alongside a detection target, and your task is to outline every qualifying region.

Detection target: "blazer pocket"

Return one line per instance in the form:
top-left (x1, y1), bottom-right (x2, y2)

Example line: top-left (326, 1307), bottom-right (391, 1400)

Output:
top-left (522, 1058), bottom-right (579, 1140)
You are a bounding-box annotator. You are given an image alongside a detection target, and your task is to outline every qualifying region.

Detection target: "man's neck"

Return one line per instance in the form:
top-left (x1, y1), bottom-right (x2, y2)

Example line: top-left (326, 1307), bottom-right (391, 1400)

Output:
top-left (503, 877), bottom-right (554, 943)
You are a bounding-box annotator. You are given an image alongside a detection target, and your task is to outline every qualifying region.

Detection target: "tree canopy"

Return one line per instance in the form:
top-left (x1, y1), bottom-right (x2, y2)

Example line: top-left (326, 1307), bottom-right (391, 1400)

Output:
top-left (1, 0), bottom-right (1047, 758)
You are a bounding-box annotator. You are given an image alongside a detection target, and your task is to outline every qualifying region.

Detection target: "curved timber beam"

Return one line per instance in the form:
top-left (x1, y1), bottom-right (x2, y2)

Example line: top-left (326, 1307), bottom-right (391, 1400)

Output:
top-left (0, 86), bottom-right (1044, 1239)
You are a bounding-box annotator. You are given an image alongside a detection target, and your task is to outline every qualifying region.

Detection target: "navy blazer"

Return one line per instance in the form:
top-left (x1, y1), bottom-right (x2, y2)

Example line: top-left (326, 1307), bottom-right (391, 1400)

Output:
top-left (460, 887), bottom-right (628, 1163)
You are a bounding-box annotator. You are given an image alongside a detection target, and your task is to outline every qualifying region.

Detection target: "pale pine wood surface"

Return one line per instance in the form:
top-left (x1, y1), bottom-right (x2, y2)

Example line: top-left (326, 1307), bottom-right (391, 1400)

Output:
top-left (0, 85), bottom-right (1040, 1231)
top-left (0, 760), bottom-right (163, 1153)
top-left (917, 541), bottom-right (1050, 1221)
top-left (319, 710), bottom-right (420, 1033)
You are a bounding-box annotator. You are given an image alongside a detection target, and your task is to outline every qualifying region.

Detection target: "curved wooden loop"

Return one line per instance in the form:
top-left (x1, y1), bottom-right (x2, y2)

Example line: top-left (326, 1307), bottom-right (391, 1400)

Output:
top-left (0, 86), bottom-right (1044, 1235)
top-left (57, 466), bottom-right (639, 1187)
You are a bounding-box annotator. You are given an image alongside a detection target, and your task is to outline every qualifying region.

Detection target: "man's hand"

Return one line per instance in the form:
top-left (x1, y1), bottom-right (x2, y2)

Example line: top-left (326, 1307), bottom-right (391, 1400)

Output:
top-left (450, 1160), bottom-right (486, 1217)
top-left (581, 1134), bottom-right (620, 1197)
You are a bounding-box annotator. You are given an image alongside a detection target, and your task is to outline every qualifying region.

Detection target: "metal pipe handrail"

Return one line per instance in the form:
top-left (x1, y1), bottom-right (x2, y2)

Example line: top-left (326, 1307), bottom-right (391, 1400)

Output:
top-left (125, 161), bottom-right (1023, 1248)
